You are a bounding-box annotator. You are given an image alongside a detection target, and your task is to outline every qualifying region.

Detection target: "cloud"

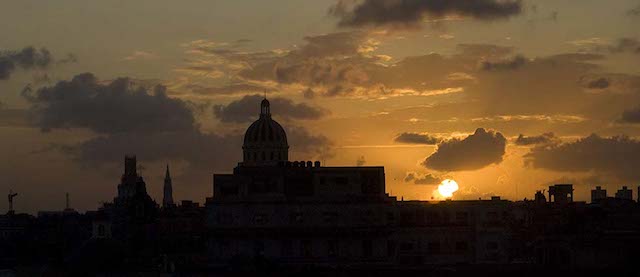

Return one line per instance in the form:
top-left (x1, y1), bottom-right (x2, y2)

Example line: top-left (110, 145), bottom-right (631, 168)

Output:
top-left (515, 132), bottom-right (559, 145)
top-left (22, 73), bottom-right (195, 134)
top-left (481, 55), bottom-right (527, 71)
top-left (576, 37), bottom-right (640, 54)
top-left (0, 46), bottom-right (53, 80)
top-left (61, 131), bottom-right (243, 170)
top-left (629, 5), bottom-right (640, 17)
top-left (607, 38), bottom-right (640, 54)
top-left (329, 0), bottom-right (523, 28)
top-left (180, 32), bottom-right (481, 99)
top-left (524, 134), bottom-right (640, 181)
top-left (394, 132), bottom-right (441, 144)
top-left (286, 125), bottom-right (335, 160)
top-left (30, 74), bottom-right (334, 171)
top-left (404, 171), bottom-right (442, 185)
top-left (186, 83), bottom-right (268, 96)
top-left (587, 77), bottom-right (610, 89)
top-left (423, 128), bottom-right (506, 171)
top-left (123, 50), bottom-right (156, 61)
top-left (620, 106), bottom-right (640, 124)
top-left (213, 94), bottom-right (328, 123)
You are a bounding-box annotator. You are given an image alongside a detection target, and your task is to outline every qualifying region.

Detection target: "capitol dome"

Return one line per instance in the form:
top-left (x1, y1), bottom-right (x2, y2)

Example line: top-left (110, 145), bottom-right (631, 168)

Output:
top-left (242, 98), bottom-right (289, 164)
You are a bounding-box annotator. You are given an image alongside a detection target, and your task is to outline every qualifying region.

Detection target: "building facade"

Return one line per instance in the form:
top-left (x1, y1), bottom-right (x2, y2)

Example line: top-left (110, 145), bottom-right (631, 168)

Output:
top-left (205, 98), bottom-right (511, 266)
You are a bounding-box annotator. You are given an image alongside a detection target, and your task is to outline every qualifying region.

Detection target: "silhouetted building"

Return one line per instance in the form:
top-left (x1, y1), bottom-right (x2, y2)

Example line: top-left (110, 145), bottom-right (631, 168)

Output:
top-left (163, 164), bottom-right (175, 208)
top-left (112, 155), bottom-right (158, 223)
top-left (205, 98), bottom-right (512, 266)
top-left (534, 190), bottom-right (546, 204)
top-left (615, 186), bottom-right (633, 200)
top-left (548, 184), bottom-right (573, 204)
top-left (591, 186), bottom-right (607, 203)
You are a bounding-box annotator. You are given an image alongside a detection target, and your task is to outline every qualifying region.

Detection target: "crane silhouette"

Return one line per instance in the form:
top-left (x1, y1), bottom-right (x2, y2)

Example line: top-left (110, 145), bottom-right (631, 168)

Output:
top-left (8, 190), bottom-right (18, 212)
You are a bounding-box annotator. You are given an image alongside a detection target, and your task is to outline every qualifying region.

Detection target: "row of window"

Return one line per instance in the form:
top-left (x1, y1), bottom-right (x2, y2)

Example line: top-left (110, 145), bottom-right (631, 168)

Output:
top-left (215, 239), bottom-right (494, 258)
top-left (214, 208), bottom-right (506, 226)
top-left (244, 151), bottom-right (285, 162)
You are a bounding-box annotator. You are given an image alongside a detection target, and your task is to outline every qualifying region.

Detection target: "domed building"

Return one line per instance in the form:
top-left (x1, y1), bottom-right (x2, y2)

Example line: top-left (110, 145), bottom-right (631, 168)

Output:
top-left (242, 98), bottom-right (289, 165)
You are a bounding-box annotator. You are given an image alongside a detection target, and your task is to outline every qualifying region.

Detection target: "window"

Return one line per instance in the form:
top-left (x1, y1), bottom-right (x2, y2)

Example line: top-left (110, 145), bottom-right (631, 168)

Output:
top-left (327, 240), bottom-right (338, 258)
top-left (281, 240), bottom-right (292, 257)
top-left (334, 177), bottom-right (348, 185)
top-left (270, 151), bottom-right (274, 160)
top-left (323, 212), bottom-right (338, 224)
top-left (301, 240), bottom-right (312, 258)
top-left (261, 152), bottom-right (266, 161)
top-left (217, 212), bottom-right (234, 224)
top-left (386, 212), bottom-right (395, 223)
top-left (254, 213), bottom-right (268, 224)
top-left (455, 241), bottom-right (468, 253)
top-left (290, 212), bottom-right (304, 224)
top-left (98, 224), bottom-right (105, 237)
top-left (362, 240), bottom-right (373, 258)
top-left (387, 240), bottom-right (396, 257)
top-left (428, 241), bottom-right (440, 254)
top-left (456, 212), bottom-right (469, 225)
top-left (486, 241), bottom-right (498, 251)
top-left (253, 241), bottom-right (265, 256)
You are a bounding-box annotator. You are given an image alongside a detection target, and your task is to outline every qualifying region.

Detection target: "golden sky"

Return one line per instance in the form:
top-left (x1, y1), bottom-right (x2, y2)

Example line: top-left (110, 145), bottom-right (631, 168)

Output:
top-left (1, 0), bottom-right (640, 213)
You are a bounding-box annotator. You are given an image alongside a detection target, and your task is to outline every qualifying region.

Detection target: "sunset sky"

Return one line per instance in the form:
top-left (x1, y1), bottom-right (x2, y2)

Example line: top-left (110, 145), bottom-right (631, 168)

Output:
top-left (2, 0), bottom-right (640, 213)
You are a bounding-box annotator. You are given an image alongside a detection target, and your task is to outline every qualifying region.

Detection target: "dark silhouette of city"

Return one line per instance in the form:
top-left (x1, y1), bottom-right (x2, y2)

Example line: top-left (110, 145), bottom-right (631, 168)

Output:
top-left (2, 99), bottom-right (640, 276)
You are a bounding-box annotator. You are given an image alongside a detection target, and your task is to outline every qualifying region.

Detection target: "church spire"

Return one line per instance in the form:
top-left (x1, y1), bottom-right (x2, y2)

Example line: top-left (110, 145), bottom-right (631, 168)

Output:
top-left (163, 164), bottom-right (174, 208)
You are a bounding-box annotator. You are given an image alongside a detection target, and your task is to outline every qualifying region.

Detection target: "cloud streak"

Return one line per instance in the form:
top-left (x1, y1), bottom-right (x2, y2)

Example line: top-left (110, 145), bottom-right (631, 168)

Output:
top-left (330, 0), bottom-right (522, 28)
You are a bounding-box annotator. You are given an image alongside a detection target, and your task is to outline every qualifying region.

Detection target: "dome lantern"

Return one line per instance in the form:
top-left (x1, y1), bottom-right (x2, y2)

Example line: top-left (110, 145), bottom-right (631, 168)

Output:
top-left (242, 96), bottom-right (288, 165)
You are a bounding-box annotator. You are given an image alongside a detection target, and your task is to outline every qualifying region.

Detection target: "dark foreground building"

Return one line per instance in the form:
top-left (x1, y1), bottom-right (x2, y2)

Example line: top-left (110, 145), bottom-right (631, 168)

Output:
top-left (1, 99), bottom-right (640, 275)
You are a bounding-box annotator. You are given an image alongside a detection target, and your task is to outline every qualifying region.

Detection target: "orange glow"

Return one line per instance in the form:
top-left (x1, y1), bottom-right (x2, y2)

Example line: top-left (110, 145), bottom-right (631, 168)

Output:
top-left (437, 179), bottom-right (459, 198)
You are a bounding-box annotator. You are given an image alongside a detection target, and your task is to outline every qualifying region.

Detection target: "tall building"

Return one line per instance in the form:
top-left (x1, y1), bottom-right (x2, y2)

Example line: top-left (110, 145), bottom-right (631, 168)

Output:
top-left (113, 155), bottom-right (157, 223)
top-left (615, 186), bottom-right (633, 200)
top-left (548, 184), bottom-right (574, 204)
top-left (591, 186), bottom-right (607, 203)
top-left (163, 165), bottom-right (174, 208)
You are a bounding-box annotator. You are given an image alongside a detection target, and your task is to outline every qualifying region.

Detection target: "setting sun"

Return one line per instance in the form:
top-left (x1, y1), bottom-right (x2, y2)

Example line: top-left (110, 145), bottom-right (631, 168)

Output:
top-left (437, 179), bottom-right (459, 198)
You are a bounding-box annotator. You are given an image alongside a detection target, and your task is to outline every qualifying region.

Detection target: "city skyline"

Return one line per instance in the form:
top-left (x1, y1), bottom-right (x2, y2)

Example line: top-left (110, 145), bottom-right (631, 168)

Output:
top-left (2, 0), bottom-right (640, 213)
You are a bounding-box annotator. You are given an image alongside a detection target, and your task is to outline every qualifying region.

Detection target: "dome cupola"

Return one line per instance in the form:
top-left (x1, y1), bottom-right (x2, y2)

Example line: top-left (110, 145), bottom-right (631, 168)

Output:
top-left (242, 97), bottom-right (288, 165)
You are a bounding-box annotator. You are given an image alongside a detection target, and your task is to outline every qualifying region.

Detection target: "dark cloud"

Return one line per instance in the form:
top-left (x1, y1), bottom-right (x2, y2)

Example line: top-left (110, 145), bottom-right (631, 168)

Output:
top-left (587, 77), bottom-right (610, 89)
top-left (620, 106), bottom-right (640, 124)
top-left (213, 94), bottom-right (328, 123)
top-left (404, 172), bottom-right (442, 185)
top-left (515, 132), bottom-right (558, 146)
top-left (481, 55), bottom-right (527, 71)
top-left (423, 128), bottom-right (506, 171)
top-left (32, 74), bottom-right (333, 170)
top-left (283, 125), bottom-right (335, 160)
top-left (524, 134), bottom-right (640, 181)
top-left (608, 38), bottom-right (640, 54)
top-left (330, 0), bottom-right (523, 28)
top-left (62, 131), bottom-right (242, 170)
top-left (629, 5), bottom-right (640, 17)
top-left (394, 132), bottom-right (441, 144)
top-left (60, 124), bottom-right (333, 171)
top-left (0, 46), bottom-right (52, 80)
top-left (23, 73), bottom-right (195, 133)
